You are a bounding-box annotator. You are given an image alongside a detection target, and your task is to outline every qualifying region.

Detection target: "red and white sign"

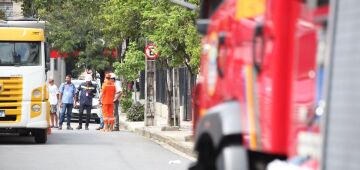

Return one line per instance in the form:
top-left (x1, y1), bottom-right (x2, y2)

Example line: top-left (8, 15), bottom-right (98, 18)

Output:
top-left (144, 44), bottom-right (159, 60)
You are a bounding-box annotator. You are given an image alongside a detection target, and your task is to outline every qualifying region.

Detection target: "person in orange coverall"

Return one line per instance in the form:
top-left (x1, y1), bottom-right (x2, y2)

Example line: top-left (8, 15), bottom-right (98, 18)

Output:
top-left (100, 73), bottom-right (116, 132)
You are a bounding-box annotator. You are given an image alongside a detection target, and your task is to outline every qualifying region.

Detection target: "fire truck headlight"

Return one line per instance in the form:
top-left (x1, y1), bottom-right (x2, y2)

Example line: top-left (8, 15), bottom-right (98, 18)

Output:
top-left (32, 104), bottom-right (41, 112)
top-left (33, 90), bottom-right (41, 98)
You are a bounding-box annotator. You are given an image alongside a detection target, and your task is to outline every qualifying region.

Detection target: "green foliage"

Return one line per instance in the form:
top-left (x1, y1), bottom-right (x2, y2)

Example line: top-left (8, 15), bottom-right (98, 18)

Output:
top-left (0, 10), bottom-right (5, 20)
top-left (100, 0), bottom-right (201, 73)
top-left (18, 0), bottom-right (115, 77)
top-left (99, 0), bottom-right (144, 48)
top-left (126, 102), bottom-right (144, 121)
top-left (18, 0), bottom-right (201, 77)
top-left (141, 0), bottom-right (201, 72)
top-left (121, 97), bottom-right (133, 113)
top-left (120, 88), bottom-right (132, 113)
top-left (114, 42), bottom-right (145, 82)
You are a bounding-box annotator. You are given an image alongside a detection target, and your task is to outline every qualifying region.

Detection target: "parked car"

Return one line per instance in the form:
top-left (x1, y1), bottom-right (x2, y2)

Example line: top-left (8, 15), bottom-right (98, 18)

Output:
top-left (71, 79), bottom-right (101, 123)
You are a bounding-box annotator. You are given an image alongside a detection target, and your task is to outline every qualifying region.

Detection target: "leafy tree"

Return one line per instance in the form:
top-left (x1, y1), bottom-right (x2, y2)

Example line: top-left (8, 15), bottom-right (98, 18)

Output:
top-left (99, 0), bottom-right (144, 48)
top-left (100, 0), bottom-right (200, 126)
top-left (141, 0), bottom-right (200, 73)
top-left (114, 42), bottom-right (145, 82)
top-left (100, 0), bottom-right (200, 74)
top-left (17, 0), bottom-right (201, 125)
top-left (0, 10), bottom-right (5, 20)
top-left (18, 0), bottom-right (115, 77)
top-left (140, 0), bottom-right (200, 126)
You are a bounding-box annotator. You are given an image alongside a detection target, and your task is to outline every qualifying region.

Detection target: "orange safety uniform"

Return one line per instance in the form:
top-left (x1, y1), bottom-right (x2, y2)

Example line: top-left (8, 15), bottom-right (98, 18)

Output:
top-left (101, 78), bottom-right (116, 125)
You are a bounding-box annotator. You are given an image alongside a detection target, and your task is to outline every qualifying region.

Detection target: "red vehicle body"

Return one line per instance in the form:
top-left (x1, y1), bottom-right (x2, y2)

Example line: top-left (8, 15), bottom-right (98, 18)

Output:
top-left (191, 0), bottom-right (328, 169)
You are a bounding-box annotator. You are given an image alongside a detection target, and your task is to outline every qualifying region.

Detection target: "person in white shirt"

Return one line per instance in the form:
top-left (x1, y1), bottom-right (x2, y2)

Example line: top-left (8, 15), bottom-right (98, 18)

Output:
top-left (48, 77), bottom-right (59, 128)
top-left (110, 73), bottom-right (122, 131)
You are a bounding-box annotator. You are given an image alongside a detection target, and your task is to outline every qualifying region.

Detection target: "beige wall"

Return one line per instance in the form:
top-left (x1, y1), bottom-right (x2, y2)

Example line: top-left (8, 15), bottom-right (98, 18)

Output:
top-left (11, 2), bottom-right (22, 18)
top-left (0, 1), bottom-right (22, 18)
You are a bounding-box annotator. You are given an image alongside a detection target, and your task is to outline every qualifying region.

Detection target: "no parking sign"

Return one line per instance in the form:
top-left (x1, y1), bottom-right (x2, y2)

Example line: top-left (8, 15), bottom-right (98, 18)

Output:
top-left (144, 44), bottom-right (159, 60)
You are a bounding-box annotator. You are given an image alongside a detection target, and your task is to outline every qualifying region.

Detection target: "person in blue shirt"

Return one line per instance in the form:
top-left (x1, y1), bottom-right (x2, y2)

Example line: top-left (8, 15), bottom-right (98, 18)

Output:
top-left (75, 75), bottom-right (97, 130)
top-left (58, 75), bottom-right (76, 130)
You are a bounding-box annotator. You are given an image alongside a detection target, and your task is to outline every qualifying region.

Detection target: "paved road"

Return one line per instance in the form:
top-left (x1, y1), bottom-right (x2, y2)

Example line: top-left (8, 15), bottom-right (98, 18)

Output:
top-left (0, 123), bottom-right (191, 170)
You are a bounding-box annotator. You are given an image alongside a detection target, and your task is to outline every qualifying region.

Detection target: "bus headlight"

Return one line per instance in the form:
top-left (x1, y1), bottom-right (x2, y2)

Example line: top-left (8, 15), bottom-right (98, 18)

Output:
top-left (32, 104), bottom-right (41, 112)
top-left (33, 89), bottom-right (41, 98)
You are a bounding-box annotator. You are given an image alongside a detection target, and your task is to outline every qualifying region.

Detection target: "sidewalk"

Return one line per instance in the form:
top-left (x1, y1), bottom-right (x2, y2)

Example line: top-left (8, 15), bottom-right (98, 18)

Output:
top-left (119, 114), bottom-right (196, 159)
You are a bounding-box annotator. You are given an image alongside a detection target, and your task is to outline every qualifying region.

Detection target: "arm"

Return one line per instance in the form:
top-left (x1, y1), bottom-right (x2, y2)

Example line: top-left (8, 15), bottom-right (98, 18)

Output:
top-left (99, 84), bottom-right (105, 104)
top-left (114, 92), bottom-right (121, 101)
top-left (59, 84), bottom-right (63, 107)
top-left (114, 83), bottom-right (122, 102)
top-left (92, 84), bottom-right (97, 97)
top-left (73, 84), bottom-right (77, 106)
top-left (56, 85), bottom-right (60, 101)
top-left (75, 84), bottom-right (81, 104)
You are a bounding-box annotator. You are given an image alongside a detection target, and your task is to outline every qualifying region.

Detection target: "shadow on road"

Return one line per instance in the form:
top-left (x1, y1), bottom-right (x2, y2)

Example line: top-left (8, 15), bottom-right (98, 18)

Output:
top-left (0, 134), bottom-right (36, 145)
top-left (0, 130), bottom-right (131, 145)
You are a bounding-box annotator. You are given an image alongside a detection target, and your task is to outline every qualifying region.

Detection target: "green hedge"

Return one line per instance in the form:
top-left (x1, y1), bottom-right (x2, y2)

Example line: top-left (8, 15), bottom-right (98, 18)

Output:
top-left (126, 102), bottom-right (144, 121)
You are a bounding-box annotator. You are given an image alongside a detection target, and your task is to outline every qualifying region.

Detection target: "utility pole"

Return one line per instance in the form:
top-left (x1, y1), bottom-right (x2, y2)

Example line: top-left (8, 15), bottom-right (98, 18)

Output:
top-left (173, 67), bottom-right (180, 127)
top-left (144, 57), bottom-right (156, 126)
top-left (166, 66), bottom-right (174, 126)
top-left (144, 43), bottom-right (159, 126)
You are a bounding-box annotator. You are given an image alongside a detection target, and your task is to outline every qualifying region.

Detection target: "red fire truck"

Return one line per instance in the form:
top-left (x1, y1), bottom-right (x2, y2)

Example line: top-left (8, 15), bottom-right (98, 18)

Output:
top-left (181, 0), bottom-right (331, 169)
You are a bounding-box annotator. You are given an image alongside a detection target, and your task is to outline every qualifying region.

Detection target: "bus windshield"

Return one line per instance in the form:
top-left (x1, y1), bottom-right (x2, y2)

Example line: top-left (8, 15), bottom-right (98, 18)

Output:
top-left (0, 42), bottom-right (41, 66)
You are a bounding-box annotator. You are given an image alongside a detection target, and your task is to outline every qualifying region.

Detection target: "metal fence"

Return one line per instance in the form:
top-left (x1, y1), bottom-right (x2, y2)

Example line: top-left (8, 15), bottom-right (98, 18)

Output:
top-left (139, 67), bottom-right (196, 121)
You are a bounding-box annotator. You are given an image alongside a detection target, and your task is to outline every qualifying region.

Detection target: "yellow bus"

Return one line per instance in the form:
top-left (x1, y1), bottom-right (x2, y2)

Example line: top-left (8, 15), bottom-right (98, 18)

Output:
top-left (0, 19), bottom-right (50, 143)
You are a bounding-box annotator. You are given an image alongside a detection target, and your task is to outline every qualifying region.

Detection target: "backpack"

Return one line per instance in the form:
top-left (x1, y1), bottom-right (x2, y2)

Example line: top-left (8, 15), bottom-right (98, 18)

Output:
top-left (60, 82), bottom-right (76, 94)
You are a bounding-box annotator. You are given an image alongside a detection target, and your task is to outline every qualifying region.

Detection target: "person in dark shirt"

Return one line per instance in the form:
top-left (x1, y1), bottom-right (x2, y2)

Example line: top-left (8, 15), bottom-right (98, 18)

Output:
top-left (75, 75), bottom-right (97, 130)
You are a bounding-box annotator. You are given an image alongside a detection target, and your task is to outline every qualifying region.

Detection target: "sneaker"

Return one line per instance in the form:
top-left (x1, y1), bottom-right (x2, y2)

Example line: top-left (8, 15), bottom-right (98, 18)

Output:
top-left (54, 126), bottom-right (59, 128)
top-left (85, 127), bottom-right (89, 130)
top-left (95, 127), bottom-right (102, 130)
top-left (76, 126), bottom-right (82, 130)
top-left (67, 126), bottom-right (73, 130)
top-left (50, 125), bottom-right (54, 128)
top-left (112, 127), bottom-right (120, 131)
top-left (58, 126), bottom-right (62, 130)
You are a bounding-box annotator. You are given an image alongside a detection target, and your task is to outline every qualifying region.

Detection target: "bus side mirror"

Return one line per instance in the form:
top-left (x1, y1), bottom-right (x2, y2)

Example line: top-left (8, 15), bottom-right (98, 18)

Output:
top-left (45, 62), bottom-right (50, 72)
top-left (45, 42), bottom-right (50, 72)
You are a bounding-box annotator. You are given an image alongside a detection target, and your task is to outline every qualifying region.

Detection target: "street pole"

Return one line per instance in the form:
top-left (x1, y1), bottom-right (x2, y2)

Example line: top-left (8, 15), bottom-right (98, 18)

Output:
top-left (144, 51), bottom-right (156, 126)
top-left (172, 67), bottom-right (180, 127)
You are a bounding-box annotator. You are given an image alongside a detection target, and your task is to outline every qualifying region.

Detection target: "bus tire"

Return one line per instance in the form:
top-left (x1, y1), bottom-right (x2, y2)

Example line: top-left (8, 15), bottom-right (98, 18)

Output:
top-left (33, 129), bottom-right (47, 144)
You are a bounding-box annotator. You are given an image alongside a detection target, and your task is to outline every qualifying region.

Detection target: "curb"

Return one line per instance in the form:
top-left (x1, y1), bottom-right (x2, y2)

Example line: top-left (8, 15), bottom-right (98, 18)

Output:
top-left (121, 120), bottom-right (196, 159)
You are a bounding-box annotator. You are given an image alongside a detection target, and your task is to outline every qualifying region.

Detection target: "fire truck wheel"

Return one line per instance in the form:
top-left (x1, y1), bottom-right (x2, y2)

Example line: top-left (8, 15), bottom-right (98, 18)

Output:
top-left (189, 134), bottom-right (216, 170)
top-left (33, 129), bottom-right (47, 144)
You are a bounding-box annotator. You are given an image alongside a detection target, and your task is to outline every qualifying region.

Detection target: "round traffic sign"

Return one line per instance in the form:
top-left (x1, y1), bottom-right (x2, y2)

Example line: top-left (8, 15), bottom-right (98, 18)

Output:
top-left (144, 44), bottom-right (159, 59)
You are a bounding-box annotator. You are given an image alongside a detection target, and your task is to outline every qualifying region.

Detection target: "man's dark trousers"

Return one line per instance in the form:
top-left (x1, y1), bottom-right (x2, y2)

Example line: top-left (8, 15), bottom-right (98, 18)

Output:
top-left (60, 104), bottom-right (73, 127)
top-left (79, 105), bottom-right (91, 127)
top-left (114, 100), bottom-right (120, 128)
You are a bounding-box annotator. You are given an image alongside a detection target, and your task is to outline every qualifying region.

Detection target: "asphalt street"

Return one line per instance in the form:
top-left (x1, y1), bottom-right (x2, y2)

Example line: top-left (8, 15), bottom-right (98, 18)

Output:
top-left (0, 123), bottom-right (191, 170)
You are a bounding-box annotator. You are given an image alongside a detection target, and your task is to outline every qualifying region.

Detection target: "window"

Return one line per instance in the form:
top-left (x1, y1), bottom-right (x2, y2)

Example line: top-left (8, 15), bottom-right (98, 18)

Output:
top-left (0, 42), bottom-right (41, 66)
top-left (200, 0), bottom-right (223, 19)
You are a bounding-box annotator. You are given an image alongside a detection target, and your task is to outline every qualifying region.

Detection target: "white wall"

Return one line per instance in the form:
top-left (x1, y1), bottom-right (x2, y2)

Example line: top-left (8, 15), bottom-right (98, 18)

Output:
top-left (47, 58), bottom-right (66, 87)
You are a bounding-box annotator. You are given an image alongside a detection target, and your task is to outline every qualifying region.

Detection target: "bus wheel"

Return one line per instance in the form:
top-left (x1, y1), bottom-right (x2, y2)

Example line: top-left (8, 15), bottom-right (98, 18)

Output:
top-left (33, 129), bottom-right (47, 144)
